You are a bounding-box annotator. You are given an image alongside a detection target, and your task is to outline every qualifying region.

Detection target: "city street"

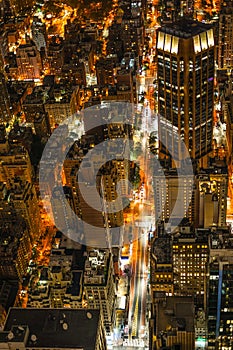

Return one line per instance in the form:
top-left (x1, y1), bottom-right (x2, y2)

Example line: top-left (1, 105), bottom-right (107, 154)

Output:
top-left (113, 201), bottom-right (152, 349)
top-left (128, 205), bottom-right (151, 340)
top-left (113, 85), bottom-right (155, 349)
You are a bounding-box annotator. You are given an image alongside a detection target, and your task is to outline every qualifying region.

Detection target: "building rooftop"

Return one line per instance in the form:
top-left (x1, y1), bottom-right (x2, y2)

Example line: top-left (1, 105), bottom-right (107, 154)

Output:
top-left (84, 250), bottom-right (110, 285)
top-left (159, 18), bottom-right (212, 38)
top-left (210, 227), bottom-right (233, 251)
top-left (2, 308), bottom-right (101, 349)
top-left (7, 81), bottom-right (31, 103)
top-left (156, 296), bottom-right (195, 335)
top-left (23, 85), bottom-right (50, 105)
top-left (152, 236), bottom-right (172, 264)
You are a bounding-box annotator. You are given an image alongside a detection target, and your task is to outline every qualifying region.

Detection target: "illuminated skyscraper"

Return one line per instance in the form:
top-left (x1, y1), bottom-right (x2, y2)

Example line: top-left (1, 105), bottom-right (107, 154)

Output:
top-left (150, 229), bottom-right (174, 295)
top-left (218, 0), bottom-right (233, 69)
top-left (8, 178), bottom-right (41, 243)
top-left (153, 168), bottom-right (194, 226)
top-left (153, 160), bottom-right (228, 228)
top-left (208, 228), bottom-right (233, 350)
top-left (172, 224), bottom-right (209, 300)
top-left (156, 19), bottom-right (215, 160)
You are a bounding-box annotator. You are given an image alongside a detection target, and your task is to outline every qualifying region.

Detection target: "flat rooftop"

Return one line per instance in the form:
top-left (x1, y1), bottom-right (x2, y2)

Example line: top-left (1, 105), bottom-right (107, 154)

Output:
top-left (156, 296), bottom-right (194, 334)
top-left (159, 18), bottom-right (212, 38)
top-left (152, 236), bottom-right (172, 264)
top-left (2, 308), bottom-right (101, 349)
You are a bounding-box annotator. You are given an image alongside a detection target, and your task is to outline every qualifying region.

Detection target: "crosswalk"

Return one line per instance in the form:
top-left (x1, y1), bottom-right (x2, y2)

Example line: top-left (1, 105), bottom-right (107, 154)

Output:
top-left (122, 338), bottom-right (146, 347)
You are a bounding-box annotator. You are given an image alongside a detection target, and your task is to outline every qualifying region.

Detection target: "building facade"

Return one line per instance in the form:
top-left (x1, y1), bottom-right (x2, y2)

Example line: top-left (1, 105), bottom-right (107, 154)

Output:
top-left (0, 220), bottom-right (31, 281)
top-left (16, 42), bottom-right (42, 80)
top-left (157, 19), bottom-right (215, 160)
top-left (208, 228), bottom-right (233, 350)
top-left (84, 249), bottom-right (115, 333)
top-left (0, 52), bottom-right (12, 123)
top-left (218, 0), bottom-right (233, 69)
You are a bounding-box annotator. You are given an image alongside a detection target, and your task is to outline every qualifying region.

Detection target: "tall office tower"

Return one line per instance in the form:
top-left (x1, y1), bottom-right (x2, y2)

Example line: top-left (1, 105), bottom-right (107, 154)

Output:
top-left (117, 0), bottom-right (145, 59)
top-left (156, 19), bottom-right (215, 160)
top-left (150, 223), bottom-right (174, 295)
top-left (0, 52), bottom-right (12, 124)
top-left (70, 155), bottom-right (124, 247)
top-left (0, 29), bottom-right (8, 60)
top-left (121, 12), bottom-right (144, 58)
top-left (151, 221), bottom-right (209, 305)
top-left (154, 158), bottom-right (228, 228)
top-left (83, 250), bottom-right (115, 334)
top-left (0, 179), bottom-right (41, 244)
top-left (172, 223), bottom-right (209, 303)
top-left (107, 23), bottom-right (124, 60)
top-left (153, 167), bottom-right (194, 227)
top-left (218, 0), bottom-right (233, 69)
top-left (207, 227), bottom-right (233, 350)
top-left (7, 178), bottom-right (41, 243)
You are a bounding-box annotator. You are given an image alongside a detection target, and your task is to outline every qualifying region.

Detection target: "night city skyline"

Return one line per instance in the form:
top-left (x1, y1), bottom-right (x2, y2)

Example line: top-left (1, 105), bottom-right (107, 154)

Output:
top-left (0, 0), bottom-right (232, 350)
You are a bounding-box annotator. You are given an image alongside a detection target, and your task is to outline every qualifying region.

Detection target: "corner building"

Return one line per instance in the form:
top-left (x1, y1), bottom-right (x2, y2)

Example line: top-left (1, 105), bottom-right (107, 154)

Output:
top-left (157, 19), bottom-right (215, 160)
top-left (83, 250), bottom-right (115, 335)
